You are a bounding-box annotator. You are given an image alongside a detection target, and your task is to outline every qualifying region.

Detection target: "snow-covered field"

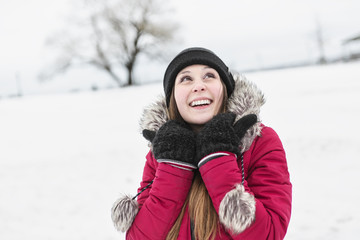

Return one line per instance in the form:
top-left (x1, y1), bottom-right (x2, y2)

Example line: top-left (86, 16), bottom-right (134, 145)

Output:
top-left (1, 62), bottom-right (359, 239)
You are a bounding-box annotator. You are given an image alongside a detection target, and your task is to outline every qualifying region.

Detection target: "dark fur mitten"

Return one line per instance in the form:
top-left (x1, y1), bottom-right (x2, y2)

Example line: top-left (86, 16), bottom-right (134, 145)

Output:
top-left (143, 120), bottom-right (196, 166)
top-left (196, 113), bottom-right (257, 164)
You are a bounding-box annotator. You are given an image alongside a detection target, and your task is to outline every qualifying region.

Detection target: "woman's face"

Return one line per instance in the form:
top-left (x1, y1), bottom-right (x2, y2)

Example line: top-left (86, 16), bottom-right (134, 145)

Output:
top-left (174, 64), bottom-right (224, 129)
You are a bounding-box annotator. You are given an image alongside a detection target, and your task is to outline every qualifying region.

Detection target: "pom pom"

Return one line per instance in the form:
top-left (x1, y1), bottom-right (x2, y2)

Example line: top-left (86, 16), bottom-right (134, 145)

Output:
top-left (111, 195), bottom-right (139, 232)
top-left (219, 184), bottom-right (256, 234)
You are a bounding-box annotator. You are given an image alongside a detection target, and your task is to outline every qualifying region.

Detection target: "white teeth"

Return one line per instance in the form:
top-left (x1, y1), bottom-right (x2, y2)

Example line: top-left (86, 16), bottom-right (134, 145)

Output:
top-left (190, 99), bottom-right (211, 107)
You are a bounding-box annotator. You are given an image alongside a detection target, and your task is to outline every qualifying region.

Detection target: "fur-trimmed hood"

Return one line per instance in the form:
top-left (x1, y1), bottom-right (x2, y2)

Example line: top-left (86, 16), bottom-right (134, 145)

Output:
top-left (112, 74), bottom-right (266, 234)
top-left (139, 73), bottom-right (266, 153)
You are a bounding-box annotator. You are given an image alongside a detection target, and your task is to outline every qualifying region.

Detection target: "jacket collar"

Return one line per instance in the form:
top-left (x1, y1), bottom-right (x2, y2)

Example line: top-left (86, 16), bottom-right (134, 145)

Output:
top-left (139, 74), bottom-right (265, 153)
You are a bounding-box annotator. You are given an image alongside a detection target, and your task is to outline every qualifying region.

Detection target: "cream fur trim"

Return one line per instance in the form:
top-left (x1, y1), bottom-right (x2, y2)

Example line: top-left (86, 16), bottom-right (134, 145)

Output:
top-left (219, 184), bottom-right (256, 234)
top-left (111, 195), bottom-right (139, 232)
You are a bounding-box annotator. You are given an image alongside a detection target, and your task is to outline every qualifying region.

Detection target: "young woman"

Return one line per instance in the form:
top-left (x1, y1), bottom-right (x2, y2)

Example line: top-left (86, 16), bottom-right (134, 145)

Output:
top-left (111, 47), bottom-right (292, 239)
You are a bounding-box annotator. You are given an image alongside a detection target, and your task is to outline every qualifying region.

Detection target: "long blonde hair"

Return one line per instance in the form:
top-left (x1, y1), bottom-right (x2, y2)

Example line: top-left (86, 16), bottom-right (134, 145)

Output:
top-left (166, 81), bottom-right (228, 240)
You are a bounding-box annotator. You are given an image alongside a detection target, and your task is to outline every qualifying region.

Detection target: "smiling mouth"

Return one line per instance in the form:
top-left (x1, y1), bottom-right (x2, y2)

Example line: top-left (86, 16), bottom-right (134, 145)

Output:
top-left (190, 99), bottom-right (212, 107)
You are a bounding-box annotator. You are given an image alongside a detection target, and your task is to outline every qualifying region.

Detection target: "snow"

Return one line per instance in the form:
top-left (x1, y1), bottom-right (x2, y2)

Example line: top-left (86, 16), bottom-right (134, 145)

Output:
top-left (1, 62), bottom-right (360, 239)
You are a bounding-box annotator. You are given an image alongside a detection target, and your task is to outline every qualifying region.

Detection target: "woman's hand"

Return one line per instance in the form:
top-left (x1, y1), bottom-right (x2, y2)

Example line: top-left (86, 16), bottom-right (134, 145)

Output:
top-left (196, 113), bottom-right (257, 165)
top-left (143, 120), bottom-right (196, 168)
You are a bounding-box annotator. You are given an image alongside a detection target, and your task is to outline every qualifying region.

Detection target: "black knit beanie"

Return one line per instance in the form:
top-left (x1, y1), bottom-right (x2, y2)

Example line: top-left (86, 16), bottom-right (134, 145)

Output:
top-left (163, 47), bottom-right (235, 107)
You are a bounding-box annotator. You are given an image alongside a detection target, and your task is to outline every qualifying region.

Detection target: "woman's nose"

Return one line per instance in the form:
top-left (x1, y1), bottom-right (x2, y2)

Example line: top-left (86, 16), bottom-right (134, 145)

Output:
top-left (192, 79), bottom-right (206, 92)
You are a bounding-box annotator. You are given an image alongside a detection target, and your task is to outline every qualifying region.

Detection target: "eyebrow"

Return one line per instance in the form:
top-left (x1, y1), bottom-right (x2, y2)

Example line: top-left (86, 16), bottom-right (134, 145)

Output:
top-left (179, 66), bottom-right (214, 75)
top-left (178, 70), bottom-right (191, 75)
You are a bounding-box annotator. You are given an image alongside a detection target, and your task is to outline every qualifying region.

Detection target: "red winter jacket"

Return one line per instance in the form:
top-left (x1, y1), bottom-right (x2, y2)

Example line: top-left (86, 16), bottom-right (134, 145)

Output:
top-left (126, 125), bottom-right (292, 240)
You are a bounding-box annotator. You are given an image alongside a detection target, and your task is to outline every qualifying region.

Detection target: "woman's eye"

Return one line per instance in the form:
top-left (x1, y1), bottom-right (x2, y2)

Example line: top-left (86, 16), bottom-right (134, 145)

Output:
top-left (204, 73), bottom-right (215, 79)
top-left (180, 76), bottom-right (192, 82)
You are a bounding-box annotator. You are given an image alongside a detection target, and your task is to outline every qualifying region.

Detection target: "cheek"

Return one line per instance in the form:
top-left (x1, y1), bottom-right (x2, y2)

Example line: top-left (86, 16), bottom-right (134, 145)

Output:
top-left (217, 86), bottom-right (224, 100)
top-left (210, 83), bottom-right (224, 113)
top-left (211, 82), bottom-right (224, 102)
top-left (174, 87), bottom-right (188, 110)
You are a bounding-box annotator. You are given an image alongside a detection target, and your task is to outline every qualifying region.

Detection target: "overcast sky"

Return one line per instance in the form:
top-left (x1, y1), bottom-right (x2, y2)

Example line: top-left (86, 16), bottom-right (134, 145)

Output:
top-left (1, 0), bottom-right (360, 96)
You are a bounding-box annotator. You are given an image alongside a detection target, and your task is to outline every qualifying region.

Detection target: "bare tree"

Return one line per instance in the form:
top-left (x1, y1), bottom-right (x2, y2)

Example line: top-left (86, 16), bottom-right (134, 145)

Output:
top-left (40, 0), bottom-right (178, 86)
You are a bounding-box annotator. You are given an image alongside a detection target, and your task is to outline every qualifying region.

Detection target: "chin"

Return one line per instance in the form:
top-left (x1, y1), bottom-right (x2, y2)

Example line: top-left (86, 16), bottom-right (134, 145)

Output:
top-left (187, 116), bottom-right (213, 126)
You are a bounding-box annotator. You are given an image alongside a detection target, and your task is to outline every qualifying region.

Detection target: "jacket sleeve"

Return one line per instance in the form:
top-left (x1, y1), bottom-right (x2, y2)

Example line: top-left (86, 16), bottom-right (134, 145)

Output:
top-left (199, 126), bottom-right (292, 240)
top-left (126, 150), bottom-right (194, 240)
